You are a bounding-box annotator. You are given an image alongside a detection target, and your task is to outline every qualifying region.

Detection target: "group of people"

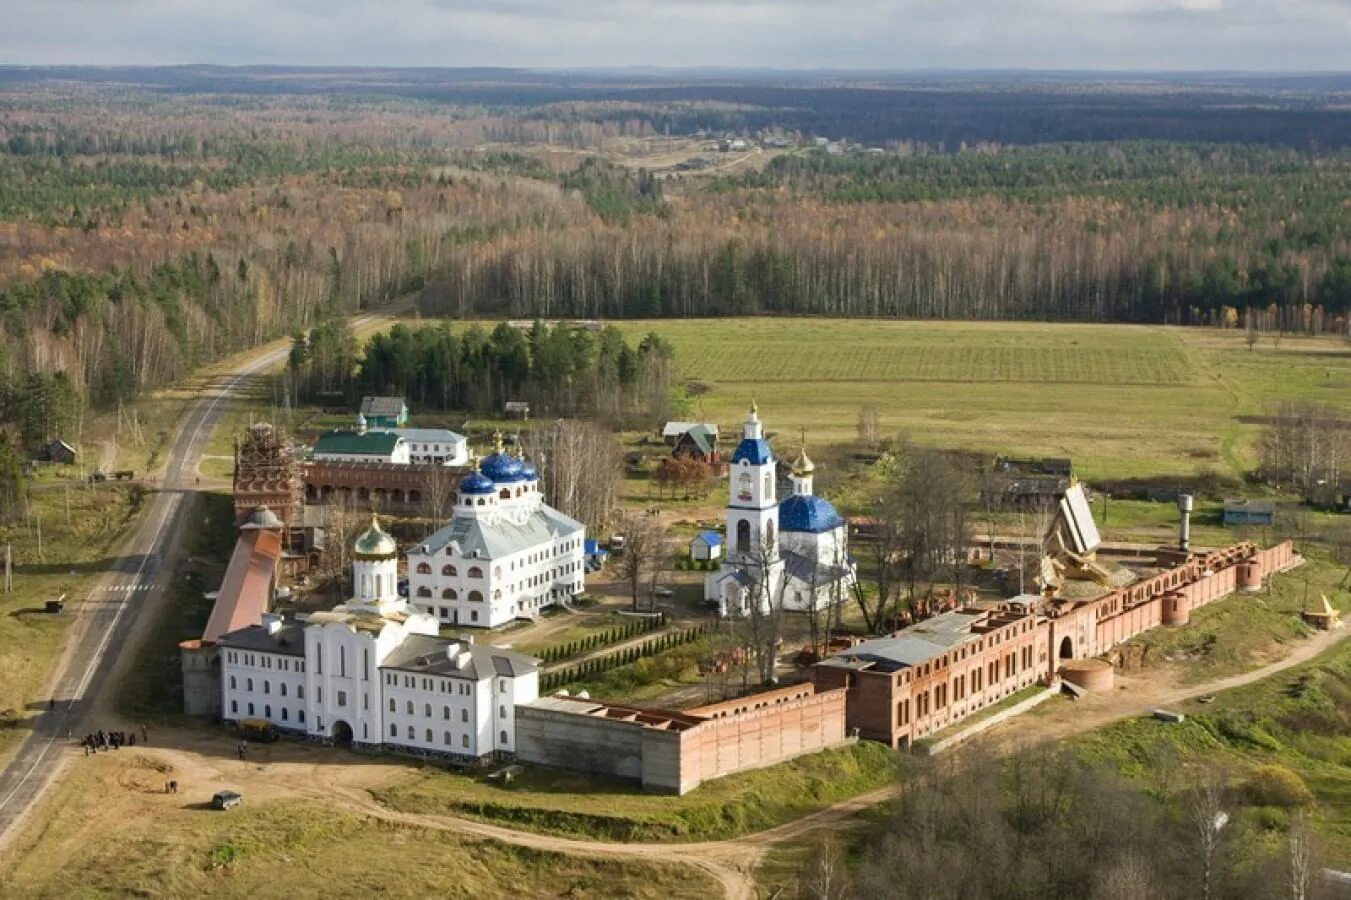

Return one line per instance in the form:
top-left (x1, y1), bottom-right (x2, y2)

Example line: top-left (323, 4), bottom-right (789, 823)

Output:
top-left (81, 725), bottom-right (148, 756)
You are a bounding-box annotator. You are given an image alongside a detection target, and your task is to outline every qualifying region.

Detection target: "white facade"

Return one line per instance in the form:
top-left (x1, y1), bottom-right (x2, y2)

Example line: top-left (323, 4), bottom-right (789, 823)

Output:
top-left (705, 406), bottom-right (855, 616)
top-left (390, 428), bottom-right (469, 466)
top-left (408, 436), bottom-right (585, 629)
top-left (219, 515), bottom-right (539, 758)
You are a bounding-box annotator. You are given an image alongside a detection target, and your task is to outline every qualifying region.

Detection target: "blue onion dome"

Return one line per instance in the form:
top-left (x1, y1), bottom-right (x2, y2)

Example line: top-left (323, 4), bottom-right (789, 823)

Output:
top-left (779, 495), bottom-right (845, 534)
top-left (480, 431), bottom-right (526, 482)
top-left (459, 470), bottom-right (495, 495)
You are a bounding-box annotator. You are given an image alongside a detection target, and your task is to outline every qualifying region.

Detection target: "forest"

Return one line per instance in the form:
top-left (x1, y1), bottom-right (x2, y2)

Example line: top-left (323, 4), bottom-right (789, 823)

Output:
top-left (1, 71), bottom-right (1349, 450)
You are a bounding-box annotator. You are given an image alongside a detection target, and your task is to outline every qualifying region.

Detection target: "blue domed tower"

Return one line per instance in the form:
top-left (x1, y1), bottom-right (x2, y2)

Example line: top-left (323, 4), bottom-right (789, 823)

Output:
top-left (706, 402), bottom-right (784, 616)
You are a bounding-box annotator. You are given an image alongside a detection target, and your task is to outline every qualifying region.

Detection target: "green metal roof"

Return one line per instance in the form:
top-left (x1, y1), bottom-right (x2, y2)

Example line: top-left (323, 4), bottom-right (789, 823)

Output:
top-left (683, 424), bottom-right (714, 455)
top-left (313, 430), bottom-right (401, 456)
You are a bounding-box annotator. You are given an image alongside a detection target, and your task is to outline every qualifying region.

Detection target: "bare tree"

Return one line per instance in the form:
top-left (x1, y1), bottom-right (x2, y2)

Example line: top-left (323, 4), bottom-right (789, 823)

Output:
top-left (526, 419), bottom-right (620, 533)
top-left (615, 511), bottom-right (667, 612)
top-left (1189, 770), bottom-right (1229, 900)
top-left (1287, 811), bottom-right (1315, 900)
top-left (732, 534), bottom-right (788, 686)
top-left (1245, 307), bottom-right (1260, 351)
top-left (420, 463), bottom-right (459, 528)
top-left (797, 836), bottom-right (849, 900)
top-left (856, 404), bottom-right (880, 447)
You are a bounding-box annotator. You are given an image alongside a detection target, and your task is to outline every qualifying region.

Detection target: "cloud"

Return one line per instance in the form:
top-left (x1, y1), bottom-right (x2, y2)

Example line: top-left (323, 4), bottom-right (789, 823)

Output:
top-left (0, 0), bottom-right (1346, 70)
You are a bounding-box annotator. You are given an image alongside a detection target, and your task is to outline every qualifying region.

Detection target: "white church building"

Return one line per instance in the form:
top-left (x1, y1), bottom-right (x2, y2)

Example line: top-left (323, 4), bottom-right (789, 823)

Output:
top-left (406, 434), bottom-right (586, 629)
top-left (704, 404), bottom-right (856, 616)
top-left (218, 515), bottom-right (539, 759)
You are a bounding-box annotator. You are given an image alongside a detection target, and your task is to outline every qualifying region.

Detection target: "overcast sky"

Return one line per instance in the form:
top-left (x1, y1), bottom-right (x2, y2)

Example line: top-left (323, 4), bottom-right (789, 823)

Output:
top-left (2, 0), bottom-right (1348, 71)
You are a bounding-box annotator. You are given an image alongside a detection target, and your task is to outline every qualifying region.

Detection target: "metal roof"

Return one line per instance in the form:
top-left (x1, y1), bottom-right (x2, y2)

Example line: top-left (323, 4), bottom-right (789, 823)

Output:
top-left (313, 430), bottom-right (402, 456)
top-left (202, 530), bottom-right (282, 644)
top-left (819, 610), bottom-right (989, 672)
top-left (1224, 498), bottom-right (1276, 514)
top-left (663, 421), bottom-right (719, 437)
top-left (217, 621), bottom-right (306, 656)
top-left (390, 428), bottom-right (465, 444)
top-left (415, 503), bottom-right (584, 559)
top-left (731, 437), bottom-right (773, 466)
top-left (360, 396), bottom-right (406, 417)
top-left (692, 530), bottom-right (723, 547)
top-left (779, 494), bottom-right (844, 534)
top-left (380, 634), bottom-right (538, 680)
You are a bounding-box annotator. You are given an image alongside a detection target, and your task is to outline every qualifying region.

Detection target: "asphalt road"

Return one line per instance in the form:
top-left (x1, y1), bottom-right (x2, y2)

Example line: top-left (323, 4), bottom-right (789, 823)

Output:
top-left (0, 341), bottom-right (292, 843)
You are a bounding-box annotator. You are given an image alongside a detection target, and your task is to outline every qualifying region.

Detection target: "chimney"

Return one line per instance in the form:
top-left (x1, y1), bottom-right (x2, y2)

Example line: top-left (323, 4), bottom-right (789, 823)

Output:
top-left (262, 612), bottom-right (284, 635)
top-left (1177, 494), bottom-right (1194, 552)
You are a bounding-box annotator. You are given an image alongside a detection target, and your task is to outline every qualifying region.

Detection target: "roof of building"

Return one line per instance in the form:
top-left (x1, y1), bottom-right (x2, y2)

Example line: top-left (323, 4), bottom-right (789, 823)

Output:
top-left (731, 437), bottom-right (773, 466)
top-left (521, 695), bottom-right (703, 731)
top-left (1057, 482), bottom-right (1101, 555)
top-left (780, 548), bottom-right (852, 587)
top-left (791, 446), bottom-right (814, 476)
top-left (217, 620), bottom-right (306, 656)
top-left (818, 609), bottom-right (994, 673)
top-left (240, 506), bottom-right (284, 531)
top-left (354, 515), bottom-right (398, 558)
top-left (360, 396), bottom-right (406, 417)
top-left (662, 421), bottom-right (720, 438)
top-left (390, 427), bottom-right (466, 444)
top-left (415, 503), bottom-right (584, 559)
top-left (504, 401), bottom-right (531, 411)
top-left (481, 451), bottom-right (526, 482)
top-left (583, 539), bottom-right (608, 556)
top-left (677, 425), bottom-right (716, 456)
top-left (380, 633), bottom-right (538, 679)
top-left (779, 494), bottom-right (844, 534)
top-left (313, 430), bottom-right (402, 456)
top-left (459, 470), bottom-right (496, 495)
top-left (202, 530), bottom-right (282, 644)
top-left (1224, 498), bottom-right (1276, 515)
top-left (692, 530), bottom-right (723, 547)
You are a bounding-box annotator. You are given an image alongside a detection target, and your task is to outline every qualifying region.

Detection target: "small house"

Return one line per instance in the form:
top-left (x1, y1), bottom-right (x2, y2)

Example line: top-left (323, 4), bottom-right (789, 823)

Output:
top-left (1222, 498), bottom-right (1275, 527)
top-left (583, 539), bottom-right (609, 571)
top-left (359, 396), bottom-right (408, 428)
top-left (662, 422), bottom-right (720, 447)
top-left (689, 530), bottom-right (724, 562)
top-left (504, 401), bottom-right (531, 420)
top-left (37, 439), bottom-right (77, 465)
top-left (672, 424), bottom-right (719, 463)
top-left (312, 430), bottom-right (409, 464)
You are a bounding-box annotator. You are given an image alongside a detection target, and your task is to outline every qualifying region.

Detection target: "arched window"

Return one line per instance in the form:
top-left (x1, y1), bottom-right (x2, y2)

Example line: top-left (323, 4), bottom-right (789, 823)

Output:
top-left (390, 723), bottom-right (397, 737)
top-left (763, 472), bottom-right (773, 498)
top-left (443, 731), bottom-right (452, 745)
top-left (468, 590), bottom-right (484, 604)
top-left (389, 698), bottom-right (395, 712)
top-left (416, 562), bottom-right (432, 575)
top-left (443, 706), bottom-right (450, 720)
top-left (499, 488), bottom-right (511, 500)
top-left (461, 708), bottom-right (469, 722)
top-left (499, 730), bottom-right (508, 744)
top-left (442, 564), bottom-right (456, 576)
top-left (442, 588), bottom-right (457, 600)
top-left (407, 726), bottom-right (414, 740)
top-left (229, 676), bottom-right (236, 689)
top-left (476, 498), bottom-right (485, 506)
top-left (406, 700), bottom-right (414, 714)
top-left (736, 519), bottom-right (751, 552)
top-left (468, 567), bottom-right (483, 579)
top-left (280, 683), bottom-right (287, 697)
top-left (425, 728), bottom-right (433, 743)
top-left (424, 703), bottom-right (432, 717)
top-left (416, 586), bottom-right (431, 598)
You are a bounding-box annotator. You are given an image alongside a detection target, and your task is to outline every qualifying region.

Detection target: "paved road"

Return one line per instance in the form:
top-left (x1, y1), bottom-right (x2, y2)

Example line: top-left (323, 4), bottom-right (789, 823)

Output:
top-left (0, 340), bottom-right (293, 842)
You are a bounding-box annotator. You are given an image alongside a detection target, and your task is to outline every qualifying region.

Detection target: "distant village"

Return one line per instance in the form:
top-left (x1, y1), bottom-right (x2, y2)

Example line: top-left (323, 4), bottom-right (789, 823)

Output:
top-left (175, 394), bottom-right (1325, 794)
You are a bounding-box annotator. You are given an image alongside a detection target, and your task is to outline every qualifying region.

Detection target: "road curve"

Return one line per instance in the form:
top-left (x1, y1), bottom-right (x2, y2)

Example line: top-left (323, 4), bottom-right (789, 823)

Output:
top-left (0, 336), bottom-right (299, 844)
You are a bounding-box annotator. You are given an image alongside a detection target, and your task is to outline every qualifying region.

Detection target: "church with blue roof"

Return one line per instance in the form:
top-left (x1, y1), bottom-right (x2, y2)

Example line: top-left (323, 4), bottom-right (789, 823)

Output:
top-left (704, 403), bottom-right (856, 616)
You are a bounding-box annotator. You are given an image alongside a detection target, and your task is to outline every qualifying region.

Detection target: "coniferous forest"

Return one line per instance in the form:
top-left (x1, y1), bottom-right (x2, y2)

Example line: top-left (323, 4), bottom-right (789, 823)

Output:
top-left (1, 68), bottom-right (1349, 446)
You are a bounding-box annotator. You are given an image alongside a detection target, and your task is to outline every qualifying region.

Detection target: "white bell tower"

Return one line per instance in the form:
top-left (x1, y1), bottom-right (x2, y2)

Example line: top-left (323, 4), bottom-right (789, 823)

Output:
top-left (726, 401), bottom-right (780, 566)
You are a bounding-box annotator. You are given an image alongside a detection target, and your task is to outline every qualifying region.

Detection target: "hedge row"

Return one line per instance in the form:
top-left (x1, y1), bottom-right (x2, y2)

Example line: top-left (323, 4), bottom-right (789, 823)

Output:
top-left (535, 613), bottom-right (667, 664)
top-left (541, 622), bottom-right (714, 693)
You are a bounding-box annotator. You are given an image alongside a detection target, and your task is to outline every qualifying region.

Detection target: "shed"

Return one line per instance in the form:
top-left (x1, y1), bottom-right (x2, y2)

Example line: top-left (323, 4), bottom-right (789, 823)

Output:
top-left (359, 396), bottom-right (408, 428)
top-left (37, 439), bottom-right (77, 465)
top-left (672, 424), bottom-right (719, 463)
top-left (1222, 498), bottom-right (1275, 527)
top-left (583, 539), bottom-right (609, 571)
top-left (662, 422), bottom-right (719, 446)
top-left (504, 401), bottom-right (531, 420)
top-left (689, 530), bottom-right (724, 562)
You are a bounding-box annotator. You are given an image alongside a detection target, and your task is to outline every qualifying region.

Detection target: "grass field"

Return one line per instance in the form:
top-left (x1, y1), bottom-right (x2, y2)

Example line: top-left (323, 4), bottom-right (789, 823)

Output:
top-left (0, 482), bottom-right (143, 758)
top-left (1075, 637), bottom-right (1351, 862)
top-left (605, 319), bottom-right (1351, 481)
top-left (373, 741), bottom-right (900, 843)
top-left (0, 763), bottom-right (712, 899)
top-left (1125, 555), bottom-right (1347, 683)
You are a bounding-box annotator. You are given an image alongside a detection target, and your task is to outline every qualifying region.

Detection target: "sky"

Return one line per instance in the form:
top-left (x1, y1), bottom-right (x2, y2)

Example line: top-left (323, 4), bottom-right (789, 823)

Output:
top-left (2, 0), bottom-right (1349, 72)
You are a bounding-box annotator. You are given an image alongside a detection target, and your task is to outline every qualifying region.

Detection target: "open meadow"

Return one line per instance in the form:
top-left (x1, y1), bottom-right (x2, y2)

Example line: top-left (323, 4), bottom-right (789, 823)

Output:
top-left (604, 319), bottom-right (1351, 481)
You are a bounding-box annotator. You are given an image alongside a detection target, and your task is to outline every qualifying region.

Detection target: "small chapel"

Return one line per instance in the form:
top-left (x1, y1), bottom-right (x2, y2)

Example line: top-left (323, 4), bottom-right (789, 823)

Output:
top-left (704, 403), bottom-right (856, 616)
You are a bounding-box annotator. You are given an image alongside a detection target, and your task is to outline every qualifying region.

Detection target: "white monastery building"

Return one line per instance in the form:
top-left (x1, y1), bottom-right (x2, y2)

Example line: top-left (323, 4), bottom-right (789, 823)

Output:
top-left (387, 427), bottom-right (469, 466)
top-left (704, 403), bottom-right (855, 616)
top-left (218, 515), bottom-right (539, 758)
top-left (407, 434), bottom-right (586, 629)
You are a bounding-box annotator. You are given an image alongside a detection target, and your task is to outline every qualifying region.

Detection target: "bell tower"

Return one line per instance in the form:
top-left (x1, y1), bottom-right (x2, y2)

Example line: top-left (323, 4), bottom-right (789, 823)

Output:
top-left (726, 401), bottom-right (780, 564)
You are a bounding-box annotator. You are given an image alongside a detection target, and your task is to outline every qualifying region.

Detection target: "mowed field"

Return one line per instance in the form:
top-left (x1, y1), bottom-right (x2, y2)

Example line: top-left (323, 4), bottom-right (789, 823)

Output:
top-left (609, 319), bottom-right (1351, 480)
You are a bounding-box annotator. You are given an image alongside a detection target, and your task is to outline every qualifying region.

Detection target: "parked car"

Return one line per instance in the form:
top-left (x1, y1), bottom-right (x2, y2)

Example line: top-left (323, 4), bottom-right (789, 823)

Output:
top-left (212, 790), bottom-right (243, 810)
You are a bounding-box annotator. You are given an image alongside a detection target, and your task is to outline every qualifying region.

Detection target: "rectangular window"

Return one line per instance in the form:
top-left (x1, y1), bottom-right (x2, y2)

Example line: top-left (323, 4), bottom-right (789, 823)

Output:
top-left (337, 691), bottom-right (347, 707)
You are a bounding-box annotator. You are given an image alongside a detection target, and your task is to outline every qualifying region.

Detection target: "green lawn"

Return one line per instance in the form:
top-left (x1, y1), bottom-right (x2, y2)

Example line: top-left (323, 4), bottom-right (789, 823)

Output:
top-left (373, 740), bottom-right (901, 843)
